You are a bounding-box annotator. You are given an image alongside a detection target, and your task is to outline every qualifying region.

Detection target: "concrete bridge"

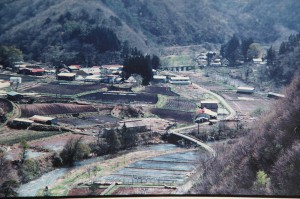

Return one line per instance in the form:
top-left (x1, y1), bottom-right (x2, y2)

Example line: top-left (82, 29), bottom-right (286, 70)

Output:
top-left (170, 131), bottom-right (216, 157)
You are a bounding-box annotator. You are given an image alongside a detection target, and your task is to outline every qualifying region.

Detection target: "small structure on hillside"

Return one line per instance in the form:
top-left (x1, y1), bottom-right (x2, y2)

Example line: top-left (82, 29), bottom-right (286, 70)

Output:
top-left (152, 75), bottom-right (167, 83)
top-left (196, 108), bottom-right (217, 120)
top-left (57, 73), bottom-right (76, 81)
top-left (267, 92), bottom-right (285, 99)
top-left (164, 65), bottom-right (193, 72)
top-left (119, 120), bottom-right (148, 133)
top-left (200, 100), bottom-right (219, 112)
top-left (237, 86), bottom-right (255, 94)
top-left (7, 91), bottom-right (23, 101)
top-left (11, 118), bottom-right (33, 128)
top-left (10, 77), bottom-right (22, 84)
top-left (67, 65), bottom-right (81, 72)
top-left (168, 76), bottom-right (191, 85)
top-left (30, 115), bottom-right (58, 125)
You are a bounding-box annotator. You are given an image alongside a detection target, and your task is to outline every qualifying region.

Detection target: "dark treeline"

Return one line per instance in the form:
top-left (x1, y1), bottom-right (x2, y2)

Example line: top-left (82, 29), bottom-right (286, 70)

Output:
top-left (122, 44), bottom-right (160, 85)
top-left (190, 75), bottom-right (300, 195)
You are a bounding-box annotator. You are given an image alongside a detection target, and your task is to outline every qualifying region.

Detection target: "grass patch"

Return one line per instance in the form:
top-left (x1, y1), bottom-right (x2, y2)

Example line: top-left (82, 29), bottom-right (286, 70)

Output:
top-left (155, 94), bottom-right (168, 108)
top-left (0, 130), bottom-right (67, 145)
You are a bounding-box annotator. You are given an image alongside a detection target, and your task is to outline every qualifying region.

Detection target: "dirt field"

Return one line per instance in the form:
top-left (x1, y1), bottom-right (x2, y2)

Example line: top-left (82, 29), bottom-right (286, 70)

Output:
top-left (163, 98), bottom-right (196, 112)
top-left (59, 115), bottom-right (119, 127)
top-left (24, 82), bottom-right (106, 95)
top-left (79, 92), bottom-right (158, 104)
top-left (150, 108), bottom-right (194, 124)
top-left (220, 92), bottom-right (274, 116)
top-left (112, 186), bottom-right (175, 195)
top-left (20, 103), bottom-right (98, 117)
top-left (29, 133), bottom-right (95, 152)
top-left (143, 86), bottom-right (179, 96)
top-left (68, 187), bottom-right (106, 196)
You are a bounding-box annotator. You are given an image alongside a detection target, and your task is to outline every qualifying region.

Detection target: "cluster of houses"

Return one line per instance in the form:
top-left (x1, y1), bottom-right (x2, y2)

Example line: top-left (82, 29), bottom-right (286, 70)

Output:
top-left (9, 62), bottom-right (125, 84)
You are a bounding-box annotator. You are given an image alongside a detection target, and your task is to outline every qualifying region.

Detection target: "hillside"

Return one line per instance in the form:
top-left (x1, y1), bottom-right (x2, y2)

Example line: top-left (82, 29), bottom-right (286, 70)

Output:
top-left (189, 76), bottom-right (300, 195)
top-left (0, 0), bottom-right (299, 64)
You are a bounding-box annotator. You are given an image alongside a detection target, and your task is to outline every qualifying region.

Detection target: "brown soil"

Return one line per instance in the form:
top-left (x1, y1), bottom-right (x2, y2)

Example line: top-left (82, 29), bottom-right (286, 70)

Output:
top-left (20, 103), bottom-right (98, 117)
top-left (68, 187), bottom-right (106, 196)
top-left (111, 105), bottom-right (144, 118)
top-left (112, 187), bottom-right (175, 195)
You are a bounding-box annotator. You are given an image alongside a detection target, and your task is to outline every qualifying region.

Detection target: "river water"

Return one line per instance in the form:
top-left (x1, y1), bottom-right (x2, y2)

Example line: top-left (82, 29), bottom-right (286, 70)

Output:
top-left (17, 144), bottom-right (205, 197)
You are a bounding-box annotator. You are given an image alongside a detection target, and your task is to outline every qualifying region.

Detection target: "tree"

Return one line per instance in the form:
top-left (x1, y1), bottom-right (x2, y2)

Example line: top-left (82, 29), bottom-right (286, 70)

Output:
top-left (20, 140), bottom-right (29, 164)
top-left (60, 137), bottom-right (91, 166)
top-left (241, 37), bottom-right (254, 62)
top-left (266, 46), bottom-right (276, 66)
top-left (151, 55), bottom-right (161, 70)
top-left (119, 123), bottom-right (137, 149)
top-left (247, 43), bottom-right (263, 60)
top-left (0, 180), bottom-right (18, 197)
top-left (105, 129), bottom-right (121, 153)
top-left (206, 52), bottom-right (216, 66)
top-left (0, 45), bottom-right (23, 68)
top-left (123, 54), bottom-right (153, 85)
top-left (221, 34), bottom-right (240, 66)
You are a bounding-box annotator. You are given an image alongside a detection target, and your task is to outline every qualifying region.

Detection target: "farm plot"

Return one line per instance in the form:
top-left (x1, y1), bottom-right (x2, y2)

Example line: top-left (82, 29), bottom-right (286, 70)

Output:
top-left (68, 187), bottom-right (106, 196)
top-left (221, 92), bottom-right (274, 115)
top-left (20, 103), bottom-right (98, 117)
top-left (143, 86), bottom-right (179, 96)
top-left (150, 108), bottom-right (194, 124)
top-left (59, 115), bottom-right (119, 127)
top-left (29, 133), bottom-right (95, 152)
top-left (112, 186), bottom-right (175, 195)
top-left (96, 151), bottom-right (204, 186)
top-left (162, 98), bottom-right (196, 112)
top-left (79, 92), bottom-right (158, 104)
top-left (24, 82), bottom-right (105, 95)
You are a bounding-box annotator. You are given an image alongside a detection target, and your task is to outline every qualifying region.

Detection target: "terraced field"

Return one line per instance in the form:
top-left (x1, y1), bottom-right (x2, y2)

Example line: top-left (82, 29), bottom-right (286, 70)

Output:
top-left (24, 82), bottom-right (105, 95)
top-left (20, 103), bottom-right (98, 117)
top-left (163, 98), bottom-right (196, 112)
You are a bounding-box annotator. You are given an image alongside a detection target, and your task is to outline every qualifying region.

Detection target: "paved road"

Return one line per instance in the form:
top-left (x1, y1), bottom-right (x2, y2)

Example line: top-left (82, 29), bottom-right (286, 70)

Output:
top-left (170, 131), bottom-right (216, 157)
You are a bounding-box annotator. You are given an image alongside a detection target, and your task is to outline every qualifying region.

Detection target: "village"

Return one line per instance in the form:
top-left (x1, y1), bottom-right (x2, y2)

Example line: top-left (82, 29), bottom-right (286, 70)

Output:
top-left (0, 50), bottom-right (284, 196)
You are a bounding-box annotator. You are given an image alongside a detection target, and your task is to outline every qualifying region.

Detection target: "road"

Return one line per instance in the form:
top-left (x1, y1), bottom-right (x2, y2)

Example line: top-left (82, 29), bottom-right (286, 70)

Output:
top-left (170, 131), bottom-right (216, 157)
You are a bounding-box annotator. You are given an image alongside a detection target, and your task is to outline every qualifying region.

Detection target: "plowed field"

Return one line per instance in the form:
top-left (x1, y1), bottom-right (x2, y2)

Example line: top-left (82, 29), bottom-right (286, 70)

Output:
top-left (150, 108), bottom-right (194, 124)
top-left (24, 82), bottom-right (105, 95)
top-left (20, 103), bottom-right (98, 117)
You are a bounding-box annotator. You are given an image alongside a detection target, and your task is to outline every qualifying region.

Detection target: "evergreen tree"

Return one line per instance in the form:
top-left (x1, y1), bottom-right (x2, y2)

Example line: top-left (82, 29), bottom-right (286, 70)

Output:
top-left (106, 129), bottom-right (121, 153)
top-left (221, 34), bottom-right (240, 66)
top-left (241, 37), bottom-right (254, 62)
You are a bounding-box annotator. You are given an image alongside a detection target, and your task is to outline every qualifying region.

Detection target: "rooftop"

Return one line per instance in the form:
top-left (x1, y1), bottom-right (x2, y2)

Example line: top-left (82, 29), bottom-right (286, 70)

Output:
top-left (57, 73), bottom-right (76, 77)
top-left (30, 115), bottom-right (56, 122)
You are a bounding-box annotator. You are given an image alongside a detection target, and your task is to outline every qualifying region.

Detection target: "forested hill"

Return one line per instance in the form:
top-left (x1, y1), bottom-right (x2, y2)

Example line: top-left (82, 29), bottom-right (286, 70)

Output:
top-left (0, 0), bottom-right (299, 63)
top-left (190, 75), bottom-right (300, 195)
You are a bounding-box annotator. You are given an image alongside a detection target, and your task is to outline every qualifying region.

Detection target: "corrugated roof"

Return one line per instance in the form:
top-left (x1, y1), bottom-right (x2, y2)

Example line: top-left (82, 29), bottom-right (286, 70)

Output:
top-left (201, 100), bottom-right (219, 104)
top-left (7, 91), bottom-right (21, 96)
top-left (57, 73), bottom-right (76, 77)
top-left (13, 118), bottom-right (34, 123)
top-left (30, 115), bottom-right (56, 122)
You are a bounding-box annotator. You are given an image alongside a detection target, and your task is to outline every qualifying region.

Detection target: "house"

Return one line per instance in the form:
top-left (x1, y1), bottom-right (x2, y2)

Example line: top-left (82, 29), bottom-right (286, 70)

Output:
top-left (10, 77), bottom-right (22, 84)
top-left (101, 65), bottom-right (123, 75)
top-left (196, 108), bottom-right (218, 120)
top-left (81, 67), bottom-right (101, 75)
top-left (152, 75), bottom-right (167, 83)
top-left (168, 76), bottom-right (191, 85)
top-left (253, 58), bottom-right (263, 64)
top-left (57, 73), bottom-right (76, 81)
top-left (11, 118), bottom-right (33, 128)
top-left (30, 115), bottom-right (58, 125)
top-left (267, 92), bottom-right (285, 99)
top-left (119, 120), bottom-right (148, 133)
top-left (67, 65), bottom-right (81, 72)
top-left (164, 65), bottom-right (193, 72)
top-left (18, 65), bottom-right (45, 76)
top-left (7, 91), bottom-right (23, 101)
top-left (84, 75), bottom-right (103, 83)
top-left (237, 86), bottom-right (255, 94)
top-left (200, 100), bottom-right (219, 112)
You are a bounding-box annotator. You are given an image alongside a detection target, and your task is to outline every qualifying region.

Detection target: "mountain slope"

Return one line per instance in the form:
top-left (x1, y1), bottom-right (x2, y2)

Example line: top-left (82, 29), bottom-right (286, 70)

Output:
top-left (0, 0), bottom-right (299, 64)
